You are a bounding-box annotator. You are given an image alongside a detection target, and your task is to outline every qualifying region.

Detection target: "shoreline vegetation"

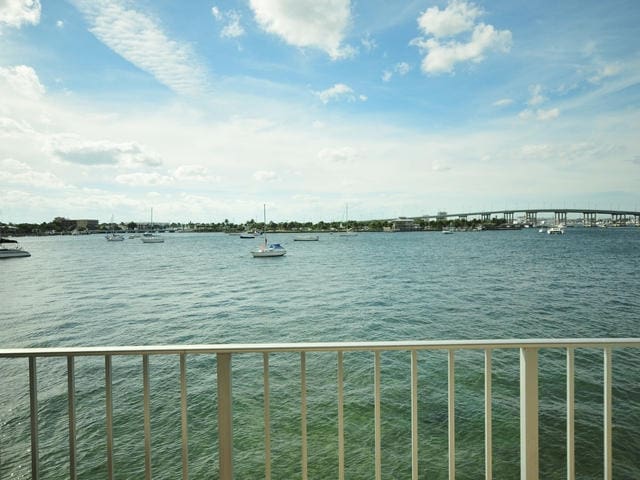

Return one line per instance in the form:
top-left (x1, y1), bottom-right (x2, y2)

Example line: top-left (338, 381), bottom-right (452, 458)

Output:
top-left (2, 216), bottom-right (637, 237)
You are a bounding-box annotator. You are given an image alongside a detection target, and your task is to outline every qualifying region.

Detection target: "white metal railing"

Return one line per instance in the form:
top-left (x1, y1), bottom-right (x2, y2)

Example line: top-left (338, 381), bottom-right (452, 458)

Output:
top-left (2, 338), bottom-right (639, 479)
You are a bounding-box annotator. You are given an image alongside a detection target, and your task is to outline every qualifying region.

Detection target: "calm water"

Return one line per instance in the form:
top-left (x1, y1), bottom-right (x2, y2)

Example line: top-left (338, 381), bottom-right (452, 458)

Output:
top-left (1, 228), bottom-right (640, 478)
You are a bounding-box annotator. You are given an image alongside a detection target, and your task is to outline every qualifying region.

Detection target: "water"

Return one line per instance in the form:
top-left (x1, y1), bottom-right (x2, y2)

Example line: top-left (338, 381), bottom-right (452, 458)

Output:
top-left (1, 228), bottom-right (640, 478)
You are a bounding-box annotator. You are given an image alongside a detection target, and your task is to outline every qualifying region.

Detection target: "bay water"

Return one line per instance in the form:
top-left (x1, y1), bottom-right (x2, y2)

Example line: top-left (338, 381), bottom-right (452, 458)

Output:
top-left (1, 228), bottom-right (639, 478)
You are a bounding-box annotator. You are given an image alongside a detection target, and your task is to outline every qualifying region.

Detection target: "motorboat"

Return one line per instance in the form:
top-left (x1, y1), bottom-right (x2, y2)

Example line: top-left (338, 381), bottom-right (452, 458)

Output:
top-left (251, 241), bottom-right (286, 257)
top-left (0, 237), bottom-right (31, 258)
top-left (294, 235), bottom-right (319, 241)
top-left (547, 225), bottom-right (565, 235)
top-left (442, 228), bottom-right (454, 234)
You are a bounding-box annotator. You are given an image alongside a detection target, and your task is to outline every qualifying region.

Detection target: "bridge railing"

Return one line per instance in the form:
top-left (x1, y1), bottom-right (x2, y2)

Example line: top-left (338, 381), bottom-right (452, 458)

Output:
top-left (2, 338), bottom-right (639, 480)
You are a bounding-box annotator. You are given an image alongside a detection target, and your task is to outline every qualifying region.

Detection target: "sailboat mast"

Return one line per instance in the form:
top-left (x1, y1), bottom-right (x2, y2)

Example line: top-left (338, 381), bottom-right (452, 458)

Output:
top-left (263, 203), bottom-right (267, 245)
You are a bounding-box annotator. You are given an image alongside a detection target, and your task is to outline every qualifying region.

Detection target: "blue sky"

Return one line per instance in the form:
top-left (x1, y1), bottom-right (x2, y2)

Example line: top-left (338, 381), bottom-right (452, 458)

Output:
top-left (1, 0), bottom-right (639, 223)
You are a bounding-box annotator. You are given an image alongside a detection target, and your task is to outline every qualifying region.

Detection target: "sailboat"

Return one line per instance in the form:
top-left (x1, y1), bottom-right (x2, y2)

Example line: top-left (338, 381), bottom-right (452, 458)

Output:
top-left (105, 215), bottom-right (125, 241)
top-left (141, 208), bottom-right (165, 243)
top-left (339, 203), bottom-right (358, 236)
top-left (251, 204), bottom-right (286, 257)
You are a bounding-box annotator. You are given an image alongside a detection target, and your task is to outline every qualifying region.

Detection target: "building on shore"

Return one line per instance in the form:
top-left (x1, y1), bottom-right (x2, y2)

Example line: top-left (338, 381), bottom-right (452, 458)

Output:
top-left (391, 217), bottom-right (416, 232)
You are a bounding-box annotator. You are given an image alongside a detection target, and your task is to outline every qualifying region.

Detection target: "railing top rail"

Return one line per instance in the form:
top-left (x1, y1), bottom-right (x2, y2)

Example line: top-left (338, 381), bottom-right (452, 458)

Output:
top-left (1, 338), bottom-right (640, 358)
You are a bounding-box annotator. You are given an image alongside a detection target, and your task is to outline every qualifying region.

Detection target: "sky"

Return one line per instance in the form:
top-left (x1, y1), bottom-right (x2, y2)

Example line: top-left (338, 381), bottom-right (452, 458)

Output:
top-left (1, 0), bottom-right (639, 224)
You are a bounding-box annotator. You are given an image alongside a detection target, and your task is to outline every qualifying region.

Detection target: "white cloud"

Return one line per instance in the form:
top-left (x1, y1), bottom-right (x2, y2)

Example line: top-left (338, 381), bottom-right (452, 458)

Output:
top-left (535, 108), bottom-right (560, 121)
top-left (71, 0), bottom-right (207, 95)
top-left (590, 63), bottom-right (622, 84)
top-left (0, 116), bottom-right (36, 136)
top-left (174, 165), bottom-right (221, 183)
top-left (411, 1), bottom-right (511, 75)
top-left (46, 135), bottom-right (162, 167)
top-left (212, 7), bottom-right (245, 39)
top-left (56, 19), bottom-right (64, 28)
top-left (250, 0), bottom-right (354, 60)
top-left (417, 0), bottom-right (481, 38)
top-left (0, 0), bottom-right (40, 29)
top-left (395, 62), bottom-right (411, 76)
top-left (253, 170), bottom-right (279, 182)
top-left (361, 34), bottom-right (377, 52)
top-left (315, 83), bottom-right (365, 104)
top-left (318, 146), bottom-right (358, 164)
top-left (0, 157), bottom-right (65, 188)
top-left (518, 108), bottom-right (560, 121)
top-left (115, 172), bottom-right (173, 186)
top-left (383, 62), bottom-right (412, 82)
top-left (527, 84), bottom-right (545, 106)
top-left (431, 160), bottom-right (452, 172)
top-left (0, 65), bottom-right (45, 99)
top-left (492, 98), bottom-right (513, 107)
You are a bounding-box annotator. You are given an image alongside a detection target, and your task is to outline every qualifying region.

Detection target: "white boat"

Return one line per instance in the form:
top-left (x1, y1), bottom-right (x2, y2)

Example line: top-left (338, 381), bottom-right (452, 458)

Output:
top-left (251, 241), bottom-right (286, 257)
top-left (240, 231), bottom-right (258, 239)
top-left (339, 204), bottom-right (358, 236)
top-left (141, 232), bottom-right (165, 243)
top-left (251, 204), bottom-right (286, 257)
top-left (141, 208), bottom-right (164, 243)
top-left (294, 235), bottom-right (319, 241)
top-left (106, 215), bottom-right (125, 241)
top-left (547, 225), bottom-right (565, 235)
top-left (442, 228), bottom-right (454, 234)
top-left (0, 237), bottom-right (31, 258)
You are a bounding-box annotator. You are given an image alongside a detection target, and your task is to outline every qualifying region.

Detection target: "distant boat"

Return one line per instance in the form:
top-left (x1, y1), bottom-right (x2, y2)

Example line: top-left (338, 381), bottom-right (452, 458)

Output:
top-left (141, 232), bottom-right (164, 243)
top-left (547, 225), bottom-right (565, 235)
top-left (251, 242), bottom-right (287, 257)
top-left (0, 237), bottom-right (30, 258)
top-left (251, 204), bottom-right (286, 257)
top-left (106, 215), bottom-right (125, 241)
top-left (141, 208), bottom-right (164, 243)
top-left (442, 227), bottom-right (454, 234)
top-left (339, 203), bottom-right (358, 236)
top-left (294, 235), bottom-right (319, 241)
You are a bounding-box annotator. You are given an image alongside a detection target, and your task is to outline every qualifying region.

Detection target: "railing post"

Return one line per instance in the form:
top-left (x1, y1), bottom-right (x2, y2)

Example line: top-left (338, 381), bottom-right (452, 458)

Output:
top-left (604, 348), bottom-right (612, 480)
top-left (520, 347), bottom-right (539, 480)
top-left (217, 353), bottom-right (233, 480)
top-left (105, 355), bottom-right (114, 480)
top-left (29, 356), bottom-right (39, 480)
top-left (67, 356), bottom-right (77, 480)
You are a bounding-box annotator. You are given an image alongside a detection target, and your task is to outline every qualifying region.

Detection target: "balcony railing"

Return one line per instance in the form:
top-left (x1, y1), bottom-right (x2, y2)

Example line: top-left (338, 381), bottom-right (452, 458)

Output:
top-left (1, 338), bottom-right (639, 479)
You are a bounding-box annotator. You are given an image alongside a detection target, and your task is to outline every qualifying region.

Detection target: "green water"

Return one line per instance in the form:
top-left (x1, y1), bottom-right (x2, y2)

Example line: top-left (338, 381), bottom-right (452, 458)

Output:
top-left (1, 229), bottom-right (639, 478)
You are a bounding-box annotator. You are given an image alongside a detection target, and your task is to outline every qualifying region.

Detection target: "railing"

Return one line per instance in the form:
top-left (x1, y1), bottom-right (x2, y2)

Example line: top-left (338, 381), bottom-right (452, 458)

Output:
top-left (1, 338), bottom-right (639, 479)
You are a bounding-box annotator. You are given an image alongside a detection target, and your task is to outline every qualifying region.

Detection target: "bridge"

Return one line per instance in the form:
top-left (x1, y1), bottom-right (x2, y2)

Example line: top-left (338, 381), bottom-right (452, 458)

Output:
top-left (424, 208), bottom-right (640, 226)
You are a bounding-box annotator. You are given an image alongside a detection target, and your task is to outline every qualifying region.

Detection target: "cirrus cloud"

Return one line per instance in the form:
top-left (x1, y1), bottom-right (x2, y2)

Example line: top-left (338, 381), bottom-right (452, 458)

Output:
top-left (70, 0), bottom-right (208, 96)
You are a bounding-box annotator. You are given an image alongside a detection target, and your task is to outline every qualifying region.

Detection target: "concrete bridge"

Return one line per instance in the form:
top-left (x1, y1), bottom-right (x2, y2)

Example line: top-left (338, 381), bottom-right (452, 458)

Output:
top-left (425, 209), bottom-right (640, 226)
